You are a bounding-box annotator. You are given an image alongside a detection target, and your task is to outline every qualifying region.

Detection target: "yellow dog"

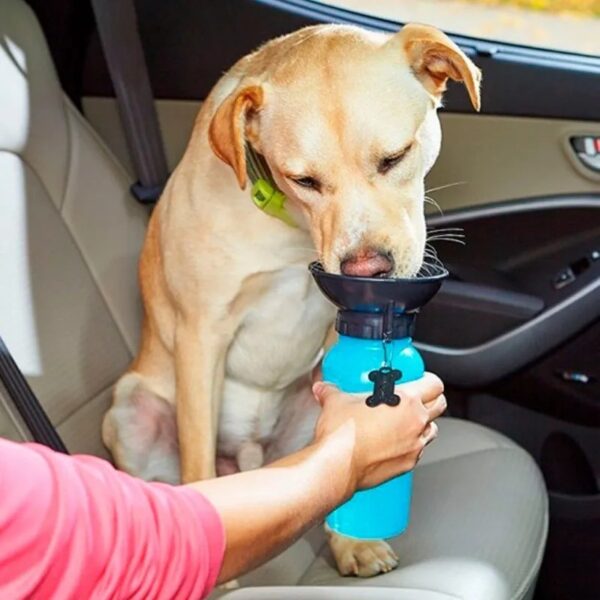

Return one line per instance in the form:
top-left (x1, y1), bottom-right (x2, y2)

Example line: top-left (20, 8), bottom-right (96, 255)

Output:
top-left (103, 22), bottom-right (480, 577)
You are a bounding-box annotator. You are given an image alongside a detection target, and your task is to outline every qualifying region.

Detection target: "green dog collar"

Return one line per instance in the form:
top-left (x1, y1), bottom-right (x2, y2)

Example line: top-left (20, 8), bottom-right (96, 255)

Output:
top-left (245, 144), bottom-right (297, 228)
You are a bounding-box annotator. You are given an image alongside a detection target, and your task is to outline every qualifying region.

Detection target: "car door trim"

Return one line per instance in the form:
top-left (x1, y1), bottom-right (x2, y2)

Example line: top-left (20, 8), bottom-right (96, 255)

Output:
top-left (420, 195), bottom-right (600, 386)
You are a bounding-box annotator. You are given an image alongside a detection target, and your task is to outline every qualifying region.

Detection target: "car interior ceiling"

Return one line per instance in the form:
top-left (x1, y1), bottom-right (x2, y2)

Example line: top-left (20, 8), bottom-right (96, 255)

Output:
top-left (2, 0), bottom-right (599, 598)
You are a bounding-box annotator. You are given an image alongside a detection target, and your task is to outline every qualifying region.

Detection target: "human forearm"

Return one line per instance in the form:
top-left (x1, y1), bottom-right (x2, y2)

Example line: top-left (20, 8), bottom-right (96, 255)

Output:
top-left (189, 374), bottom-right (446, 584)
top-left (188, 425), bottom-right (356, 583)
top-left (0, 439), bottom-right (224, 600)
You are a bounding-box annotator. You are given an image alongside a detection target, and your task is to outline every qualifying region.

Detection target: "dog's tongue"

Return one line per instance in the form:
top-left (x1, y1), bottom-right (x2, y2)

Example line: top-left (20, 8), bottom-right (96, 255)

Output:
top-left (341, 252), bottom-right (392, 278)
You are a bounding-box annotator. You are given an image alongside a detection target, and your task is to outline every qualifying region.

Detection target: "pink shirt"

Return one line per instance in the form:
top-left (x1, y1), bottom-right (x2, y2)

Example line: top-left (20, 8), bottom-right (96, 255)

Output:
top-left (0, 438), bottom-right (225, 599)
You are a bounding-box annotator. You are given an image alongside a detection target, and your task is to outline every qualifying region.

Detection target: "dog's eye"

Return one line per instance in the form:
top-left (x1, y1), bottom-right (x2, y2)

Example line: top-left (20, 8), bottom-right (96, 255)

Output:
top-left (291, 176), bottom-right (321, 192)
top-left (378, 145), bottom-right (412, 174)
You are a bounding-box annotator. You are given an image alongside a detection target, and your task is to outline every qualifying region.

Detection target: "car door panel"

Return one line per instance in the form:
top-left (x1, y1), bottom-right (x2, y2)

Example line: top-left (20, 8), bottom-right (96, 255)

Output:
top-left (428, 114), bottom-right (600, 210)
top-left (81, 98), bottom-right (600, 211)
top-left (415, 200), bottom-right (600, 388)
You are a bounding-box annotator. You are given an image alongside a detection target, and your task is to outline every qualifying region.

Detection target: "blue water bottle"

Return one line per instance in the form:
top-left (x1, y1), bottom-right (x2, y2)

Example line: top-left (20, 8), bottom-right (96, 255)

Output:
top-left (309, 261), bottom-right (447, 540)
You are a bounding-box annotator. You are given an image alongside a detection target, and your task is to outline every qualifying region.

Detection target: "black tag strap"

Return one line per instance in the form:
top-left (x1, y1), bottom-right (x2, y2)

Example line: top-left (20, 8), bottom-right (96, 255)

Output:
top-left (366, 367), bottom-right (402, 407)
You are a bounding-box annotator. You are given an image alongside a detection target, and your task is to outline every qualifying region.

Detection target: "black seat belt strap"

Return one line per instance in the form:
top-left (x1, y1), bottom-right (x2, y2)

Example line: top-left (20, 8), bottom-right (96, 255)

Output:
top-left (90, 0), bottom-right (169, 204)
top-left (0, 335), bottom-right (69, 453)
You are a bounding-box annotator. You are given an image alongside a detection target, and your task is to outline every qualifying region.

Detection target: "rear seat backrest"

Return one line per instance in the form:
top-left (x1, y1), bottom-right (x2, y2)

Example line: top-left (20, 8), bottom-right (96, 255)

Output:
top-left (0, 0), bottom-right (148, 457)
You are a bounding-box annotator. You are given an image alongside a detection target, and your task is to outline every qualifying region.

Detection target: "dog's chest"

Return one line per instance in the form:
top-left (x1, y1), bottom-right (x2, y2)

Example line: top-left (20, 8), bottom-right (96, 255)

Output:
top-left (225, 267), bottom-right (334, 390)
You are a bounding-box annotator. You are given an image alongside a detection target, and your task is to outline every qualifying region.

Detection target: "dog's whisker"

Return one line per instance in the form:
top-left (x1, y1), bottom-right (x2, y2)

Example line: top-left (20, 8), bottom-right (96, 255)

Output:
top-left (427, 226), bottom-right (464, 230)
top-left (423, 243), bottom-right (443, 264)
top-left (419, 261), bottom-right (438, 276)
top-left (424, 195), bottom-right (443, 216)
top-left (423, 246), bottom-right (441, 259)
top-left (427, 235), bottom-right (465, 242)
top-left (423, 255), bottom-right (443, 267)
top-left (423, 262), bottom-right (443, 272)
top-left (427, 236), bottom-right (465, 243)
top-left (427, 233), bottom-right (464, 237)
top-left (425, 181), bottom-right (467, 194)
top-left (427, 230), bottom-right (465, 236)
top-left (432, 238), bottom-right (467, 246)
top-left (426, 226), bottom-right (464, 233)
top-left (426, 231), bottom-right (464, 240)
top-left (427, 231), bottom-right (464, 237)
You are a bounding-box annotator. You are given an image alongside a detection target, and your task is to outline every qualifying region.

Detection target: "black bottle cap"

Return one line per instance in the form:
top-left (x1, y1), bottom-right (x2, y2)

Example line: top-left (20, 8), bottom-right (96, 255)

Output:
top-left (336, 310), bottom-right (416, 340)
top-left (309, 261), bottom-right (448, 340)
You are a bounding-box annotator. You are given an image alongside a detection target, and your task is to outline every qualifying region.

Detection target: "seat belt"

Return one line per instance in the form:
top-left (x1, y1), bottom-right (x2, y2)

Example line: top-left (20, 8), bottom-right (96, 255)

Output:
top-left (0, 335), bottom-right (69, 453)
top-left (90, 0), bottom-right (169, 204)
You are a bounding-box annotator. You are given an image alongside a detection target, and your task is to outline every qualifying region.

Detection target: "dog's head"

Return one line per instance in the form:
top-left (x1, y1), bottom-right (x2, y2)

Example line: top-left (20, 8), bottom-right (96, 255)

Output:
top-left (209, 23), bottom-right (480, 277)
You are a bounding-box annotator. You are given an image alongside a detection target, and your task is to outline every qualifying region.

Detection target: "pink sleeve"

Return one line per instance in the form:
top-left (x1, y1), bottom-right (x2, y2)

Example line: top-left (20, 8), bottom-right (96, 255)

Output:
top-left (0, 438), bottom-right (225, 600)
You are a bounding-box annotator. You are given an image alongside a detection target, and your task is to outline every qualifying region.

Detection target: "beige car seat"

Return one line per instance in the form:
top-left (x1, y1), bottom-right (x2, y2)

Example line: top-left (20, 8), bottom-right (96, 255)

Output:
top-left (0, 1), bottom-right (548, 598)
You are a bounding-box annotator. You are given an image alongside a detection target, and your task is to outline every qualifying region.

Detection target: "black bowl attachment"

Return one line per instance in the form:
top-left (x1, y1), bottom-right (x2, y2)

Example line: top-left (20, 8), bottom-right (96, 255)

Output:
top-left (309, 262), bottom-right (448, 339)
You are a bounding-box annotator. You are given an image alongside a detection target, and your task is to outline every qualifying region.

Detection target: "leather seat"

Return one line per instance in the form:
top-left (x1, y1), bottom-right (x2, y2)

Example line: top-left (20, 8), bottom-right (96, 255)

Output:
top-left (0, 1), bottom-right (548, 598)
top-left (0, 0), bottom-right (148, 456)
top-left (222, 419), bottom-right (547, 600)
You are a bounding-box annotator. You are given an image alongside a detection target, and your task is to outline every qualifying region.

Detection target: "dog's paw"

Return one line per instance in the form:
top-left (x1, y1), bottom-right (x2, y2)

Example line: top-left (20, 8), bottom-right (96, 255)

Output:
top-left (329, 533), bottom-right (399, 578)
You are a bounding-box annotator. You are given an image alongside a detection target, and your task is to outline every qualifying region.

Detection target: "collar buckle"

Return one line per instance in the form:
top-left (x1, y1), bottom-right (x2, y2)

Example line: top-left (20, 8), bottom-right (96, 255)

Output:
top-left (246, 144), bottom-right (297, 228)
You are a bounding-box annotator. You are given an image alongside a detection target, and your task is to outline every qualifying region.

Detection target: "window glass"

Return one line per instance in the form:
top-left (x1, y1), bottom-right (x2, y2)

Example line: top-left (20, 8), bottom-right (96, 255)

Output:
top-left (320, 0), bottom-right (600, 56)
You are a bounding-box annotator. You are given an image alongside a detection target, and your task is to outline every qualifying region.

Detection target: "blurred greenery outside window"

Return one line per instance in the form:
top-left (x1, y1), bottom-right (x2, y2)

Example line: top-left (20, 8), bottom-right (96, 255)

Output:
top-left (317, 0), bottom-right (600, 56)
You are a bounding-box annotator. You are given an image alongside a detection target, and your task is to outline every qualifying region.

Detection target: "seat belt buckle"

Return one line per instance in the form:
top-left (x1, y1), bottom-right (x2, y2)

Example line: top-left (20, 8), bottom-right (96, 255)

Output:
top-left (130, 181), bottom-right (165, 205)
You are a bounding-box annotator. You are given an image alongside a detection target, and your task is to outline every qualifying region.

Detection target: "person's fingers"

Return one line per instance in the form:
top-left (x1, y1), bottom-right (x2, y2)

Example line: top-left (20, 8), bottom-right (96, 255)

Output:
top-left (422, 392), bottom-right (441, 408)
top-left (364, 438), bottom-right (436, 487)
top-left (395, 372), bottom-right (444, 403)
top-left (424, 394), bottom-right (447, 421)
top-left (312, 381), bottom-right (340, 406)
top-left (420, 421), bottom-right (439, 446)
top-left (311, 362), bottom-right (323, 385)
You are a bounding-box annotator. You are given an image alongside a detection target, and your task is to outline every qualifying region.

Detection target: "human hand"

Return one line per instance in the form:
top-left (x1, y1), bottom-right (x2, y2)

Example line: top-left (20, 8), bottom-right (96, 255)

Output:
top-left (312, 373), bottom-right (446, 491)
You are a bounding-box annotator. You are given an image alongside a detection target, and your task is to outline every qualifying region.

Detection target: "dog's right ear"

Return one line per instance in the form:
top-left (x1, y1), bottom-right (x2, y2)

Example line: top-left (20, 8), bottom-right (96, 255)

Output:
top-left (391, 23), bottom-right (481, 111)
top-left (208, 85), bottom-right (264, 189)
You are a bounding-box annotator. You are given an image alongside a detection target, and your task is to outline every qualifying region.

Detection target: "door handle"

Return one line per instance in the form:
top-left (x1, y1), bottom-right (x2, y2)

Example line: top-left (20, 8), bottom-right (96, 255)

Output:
top-left (570, 136), bottom-right (600, 172)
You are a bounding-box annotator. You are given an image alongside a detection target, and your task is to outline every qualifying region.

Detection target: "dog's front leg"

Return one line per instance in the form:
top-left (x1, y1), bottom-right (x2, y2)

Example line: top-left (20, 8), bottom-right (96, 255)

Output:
top-left (175, 316), bottom-right (230, 483)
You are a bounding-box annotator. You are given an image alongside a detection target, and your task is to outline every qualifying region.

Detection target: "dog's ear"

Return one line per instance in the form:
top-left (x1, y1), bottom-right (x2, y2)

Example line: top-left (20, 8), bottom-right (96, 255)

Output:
top-left (208, 85), bottom-right (264, 189)
top-left (392, 23), bottom-right (481, 111)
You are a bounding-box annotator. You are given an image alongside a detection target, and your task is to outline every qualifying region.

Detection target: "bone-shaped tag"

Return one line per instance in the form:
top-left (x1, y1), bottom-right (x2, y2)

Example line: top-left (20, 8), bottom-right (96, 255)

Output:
top-left (366, 367), bottom-right (402, 407)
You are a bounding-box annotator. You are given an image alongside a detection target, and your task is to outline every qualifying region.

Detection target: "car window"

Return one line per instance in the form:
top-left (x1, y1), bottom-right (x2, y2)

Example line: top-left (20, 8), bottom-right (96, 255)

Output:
top-left (318, 0), bottom-right (600, 56)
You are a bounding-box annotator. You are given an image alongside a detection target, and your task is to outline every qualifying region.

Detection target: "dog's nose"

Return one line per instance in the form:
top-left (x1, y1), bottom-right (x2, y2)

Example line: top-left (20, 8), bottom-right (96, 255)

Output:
top-left (340, 250), bottom-right (394, 278)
